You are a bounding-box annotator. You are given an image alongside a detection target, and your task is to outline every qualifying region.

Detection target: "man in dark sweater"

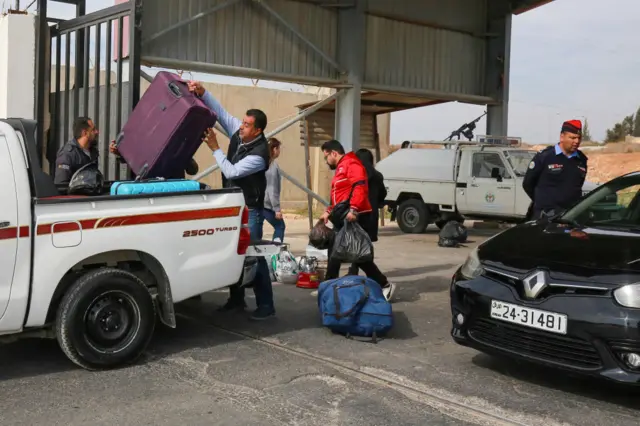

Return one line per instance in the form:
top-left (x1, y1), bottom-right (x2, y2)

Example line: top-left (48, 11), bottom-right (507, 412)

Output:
top-left (523, 119), bottom-right (588, 219)
top-left (189, 80), bottom-right (275, 321)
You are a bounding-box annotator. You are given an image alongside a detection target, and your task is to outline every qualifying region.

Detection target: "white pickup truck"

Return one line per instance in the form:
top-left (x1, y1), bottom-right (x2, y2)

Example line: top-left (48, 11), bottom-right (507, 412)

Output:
top-left (0, 118), bottom-right (277, 370)
top-left (376, 142), bottom-right (599, 233)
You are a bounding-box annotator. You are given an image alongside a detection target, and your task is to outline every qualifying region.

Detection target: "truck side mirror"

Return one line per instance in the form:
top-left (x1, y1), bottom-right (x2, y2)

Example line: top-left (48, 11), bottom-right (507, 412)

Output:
top-left (491, 167), bottom-right (502, 182)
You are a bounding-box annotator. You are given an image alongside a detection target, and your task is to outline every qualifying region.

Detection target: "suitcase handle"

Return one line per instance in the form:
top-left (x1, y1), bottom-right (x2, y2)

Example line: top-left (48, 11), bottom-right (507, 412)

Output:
top-left (168, 81), bottom-right (183, 99)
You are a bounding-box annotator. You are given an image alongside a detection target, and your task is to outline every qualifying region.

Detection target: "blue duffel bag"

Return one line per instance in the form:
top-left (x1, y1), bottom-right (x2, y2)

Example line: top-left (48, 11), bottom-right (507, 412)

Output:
top-left (317, 276), bottom-right (393, 343)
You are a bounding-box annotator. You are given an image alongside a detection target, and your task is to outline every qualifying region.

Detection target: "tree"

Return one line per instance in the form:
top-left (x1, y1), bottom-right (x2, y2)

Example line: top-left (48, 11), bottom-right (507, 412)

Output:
top-left (582, 118), bottom-right (593, 141)
top-left (605, 123), bottom-right (625, 143)
top-left (622, 114), bottom-right (635, 137)
top-left (634, 106), bottom-right (640, 137)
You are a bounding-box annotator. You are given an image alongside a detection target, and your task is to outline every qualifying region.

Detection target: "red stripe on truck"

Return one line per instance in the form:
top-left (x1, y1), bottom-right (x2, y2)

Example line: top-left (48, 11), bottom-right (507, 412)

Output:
top-left (0, 226), bottom-right (30, 241)
top-left (36, 207), bottom-right (242, 236)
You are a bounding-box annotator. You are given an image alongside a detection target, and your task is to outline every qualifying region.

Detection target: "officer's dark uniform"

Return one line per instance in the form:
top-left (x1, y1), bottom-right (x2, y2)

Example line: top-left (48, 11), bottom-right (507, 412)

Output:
top-left (523, 144), bottom-right (588, 219)
top-left (54, 139), bottom-right (100, 186)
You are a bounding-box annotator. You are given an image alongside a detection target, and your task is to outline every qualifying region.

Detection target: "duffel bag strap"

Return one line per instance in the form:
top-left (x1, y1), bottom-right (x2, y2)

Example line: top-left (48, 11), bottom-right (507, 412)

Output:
top-left (333, 285), bottom-right (370, 320)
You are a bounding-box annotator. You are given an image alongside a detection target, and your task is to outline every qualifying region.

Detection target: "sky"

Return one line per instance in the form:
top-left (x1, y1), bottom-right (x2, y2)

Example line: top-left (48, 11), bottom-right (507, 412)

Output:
top-left (13, 0), bottom-right (640, 145)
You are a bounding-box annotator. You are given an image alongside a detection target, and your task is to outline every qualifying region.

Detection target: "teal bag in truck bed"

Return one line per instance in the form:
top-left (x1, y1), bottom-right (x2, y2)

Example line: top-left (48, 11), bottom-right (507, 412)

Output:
top-left (110, 179), bottom-right (201, 195)
top-left (317, 276), bottom-right (393, 343)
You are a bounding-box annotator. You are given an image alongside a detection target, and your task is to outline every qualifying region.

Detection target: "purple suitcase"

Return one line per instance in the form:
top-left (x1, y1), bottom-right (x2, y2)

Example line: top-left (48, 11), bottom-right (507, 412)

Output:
top-left (115, 71), bottom-right (217, 179)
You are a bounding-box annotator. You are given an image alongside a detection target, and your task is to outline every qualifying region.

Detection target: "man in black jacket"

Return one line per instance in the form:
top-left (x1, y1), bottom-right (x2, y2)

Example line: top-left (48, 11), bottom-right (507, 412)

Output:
top-left (54, 117), bottom-right (100, 186)
top-left (523, 119), bottom-right (588, 219)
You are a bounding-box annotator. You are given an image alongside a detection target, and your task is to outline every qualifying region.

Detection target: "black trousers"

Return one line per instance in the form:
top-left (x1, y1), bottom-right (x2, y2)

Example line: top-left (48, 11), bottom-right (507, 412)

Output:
top-left (325, 214), bottom-right (388, 287)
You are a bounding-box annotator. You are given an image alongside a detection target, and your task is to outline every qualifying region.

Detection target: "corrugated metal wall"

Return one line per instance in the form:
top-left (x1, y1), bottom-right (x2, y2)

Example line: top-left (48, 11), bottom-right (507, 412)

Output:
top-left (366, 0), bottom-right (488, 33)
top-left (363, 0), bottom-right (487, 97)
top-left (141, 0), bottom-right (338, 81)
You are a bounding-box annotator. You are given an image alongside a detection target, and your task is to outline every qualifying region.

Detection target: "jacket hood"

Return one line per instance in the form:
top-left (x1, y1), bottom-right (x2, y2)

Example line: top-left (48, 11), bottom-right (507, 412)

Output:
top-left (479, 221), bottom-right (640, 281)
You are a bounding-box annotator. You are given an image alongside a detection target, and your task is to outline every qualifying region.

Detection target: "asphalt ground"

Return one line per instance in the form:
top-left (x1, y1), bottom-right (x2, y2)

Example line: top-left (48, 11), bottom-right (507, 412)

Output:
top-left (1, 218), bottom-right (639, 425)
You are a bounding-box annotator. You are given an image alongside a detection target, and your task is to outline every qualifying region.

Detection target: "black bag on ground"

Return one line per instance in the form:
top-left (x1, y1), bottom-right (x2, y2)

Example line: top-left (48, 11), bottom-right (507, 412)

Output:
top-left (438, 221), bottom-right (468, 248)
top-left (309, 219), bottom-right (335, 250)
top-left (331, 221), bottom-right (374, 263)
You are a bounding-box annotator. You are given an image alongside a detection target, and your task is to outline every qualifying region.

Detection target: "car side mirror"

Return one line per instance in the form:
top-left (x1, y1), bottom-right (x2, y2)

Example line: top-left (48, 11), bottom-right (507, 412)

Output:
top-left (491, 167), bottom-right (502, 182)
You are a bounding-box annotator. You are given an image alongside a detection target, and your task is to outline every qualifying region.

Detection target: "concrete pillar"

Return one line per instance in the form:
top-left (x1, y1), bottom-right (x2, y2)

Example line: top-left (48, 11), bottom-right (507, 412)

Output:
top-left (485, 10), bottom-right (512, 137)
top-left (335, 1), bottom-right (366, 152)
top-left (0, 13), bottom-right (36, 119)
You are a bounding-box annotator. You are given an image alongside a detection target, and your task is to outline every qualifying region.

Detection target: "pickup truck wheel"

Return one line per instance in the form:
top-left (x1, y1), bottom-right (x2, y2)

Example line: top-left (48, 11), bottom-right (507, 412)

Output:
top-left (56, 268), bottom-right (156, 370)
top-left (397, 199), bottom-right (428, 233)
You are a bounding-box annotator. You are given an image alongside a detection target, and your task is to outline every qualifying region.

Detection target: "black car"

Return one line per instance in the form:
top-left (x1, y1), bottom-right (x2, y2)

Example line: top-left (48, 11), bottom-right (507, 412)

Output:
top-left (450, 172), bottom-right (640, 384)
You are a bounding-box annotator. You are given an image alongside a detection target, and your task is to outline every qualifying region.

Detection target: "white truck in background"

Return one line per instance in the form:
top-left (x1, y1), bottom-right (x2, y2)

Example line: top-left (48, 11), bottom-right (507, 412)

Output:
top-left (376, 140), bottom-right (599, 233)
top-left (0, 118), bottom-right (278, 370)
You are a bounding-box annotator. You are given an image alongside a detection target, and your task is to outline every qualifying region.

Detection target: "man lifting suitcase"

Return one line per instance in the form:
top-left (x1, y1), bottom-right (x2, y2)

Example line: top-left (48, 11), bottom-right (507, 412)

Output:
top-left (188, 80), bottom-right (275, 321)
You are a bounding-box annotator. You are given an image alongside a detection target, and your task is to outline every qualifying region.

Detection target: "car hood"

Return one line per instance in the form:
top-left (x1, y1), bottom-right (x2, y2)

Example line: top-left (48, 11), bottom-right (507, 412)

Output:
top-left (479, 222), bottom-right (640, 281)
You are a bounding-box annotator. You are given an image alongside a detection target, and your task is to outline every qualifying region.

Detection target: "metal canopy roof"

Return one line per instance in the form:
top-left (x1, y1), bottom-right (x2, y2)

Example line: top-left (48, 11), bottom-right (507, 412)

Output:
top-left (296, 92), bottom-right (446, 116)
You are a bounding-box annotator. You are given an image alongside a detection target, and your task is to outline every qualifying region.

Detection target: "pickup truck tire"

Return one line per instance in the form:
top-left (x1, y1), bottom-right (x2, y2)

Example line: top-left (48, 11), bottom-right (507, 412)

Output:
top-left (55, 268), bottom-right (156, 370)
top-left (397, 199), bottom-right (429, 233)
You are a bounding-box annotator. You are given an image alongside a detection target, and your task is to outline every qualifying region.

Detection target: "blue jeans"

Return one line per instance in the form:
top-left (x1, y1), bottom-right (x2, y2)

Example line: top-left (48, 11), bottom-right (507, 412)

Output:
top-left (229, 208), bottom-right (274, 311)
top-left (261, 208), bottom-right (286, 241)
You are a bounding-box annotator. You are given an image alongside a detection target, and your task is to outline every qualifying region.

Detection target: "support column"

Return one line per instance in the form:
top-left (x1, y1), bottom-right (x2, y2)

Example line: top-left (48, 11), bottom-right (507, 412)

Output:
top-left (485, 8), bottom-right (512, 137)
top-left (335, 2), bottom-right (365, 152)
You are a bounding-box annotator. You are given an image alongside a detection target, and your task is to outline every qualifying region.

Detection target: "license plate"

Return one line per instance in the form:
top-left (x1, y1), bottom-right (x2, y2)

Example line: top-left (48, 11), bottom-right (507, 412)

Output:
top-left (490, 300), bottom-right (567, 335)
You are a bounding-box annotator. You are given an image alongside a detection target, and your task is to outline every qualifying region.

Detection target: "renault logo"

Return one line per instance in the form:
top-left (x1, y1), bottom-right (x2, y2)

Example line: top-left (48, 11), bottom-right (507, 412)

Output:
top-left (522, 270), bottom-right (548, 299)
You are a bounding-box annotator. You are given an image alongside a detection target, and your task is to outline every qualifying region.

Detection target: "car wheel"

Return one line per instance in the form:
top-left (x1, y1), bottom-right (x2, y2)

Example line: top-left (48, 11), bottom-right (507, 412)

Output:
top-left (397, 199), bottom-right (428, 233)
top-left (56, 267), bottom-right (156, 370)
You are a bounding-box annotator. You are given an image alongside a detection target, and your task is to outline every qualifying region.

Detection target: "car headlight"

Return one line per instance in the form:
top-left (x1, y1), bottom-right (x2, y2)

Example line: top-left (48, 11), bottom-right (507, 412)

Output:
top-left (460, 247), bottom-right (484, 280)
top-left (614, 284), bottom-right (640, 308)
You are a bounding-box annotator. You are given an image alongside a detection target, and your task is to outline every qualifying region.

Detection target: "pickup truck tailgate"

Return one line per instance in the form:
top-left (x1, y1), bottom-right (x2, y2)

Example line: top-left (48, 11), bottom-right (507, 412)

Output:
top-left (246, 239), bottom-right (283, 257)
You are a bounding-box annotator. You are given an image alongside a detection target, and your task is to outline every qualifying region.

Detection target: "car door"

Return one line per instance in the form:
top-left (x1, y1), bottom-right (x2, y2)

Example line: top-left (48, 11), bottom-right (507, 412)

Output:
top-left (464, 152), bottom-right (516, 216)
top-left (0, 134), bottom-right (19, 316)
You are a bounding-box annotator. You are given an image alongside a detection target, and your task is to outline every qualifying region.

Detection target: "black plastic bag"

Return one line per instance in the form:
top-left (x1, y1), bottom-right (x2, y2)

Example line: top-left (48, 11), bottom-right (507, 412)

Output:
top-left (438, 220), bottom-right (468, 248)
top-left (68, 162), bottom-right (104, 196)
top-left (309, 220), bottom-right (335, 250)
top-left (331, 221), bottom-right (374, 263)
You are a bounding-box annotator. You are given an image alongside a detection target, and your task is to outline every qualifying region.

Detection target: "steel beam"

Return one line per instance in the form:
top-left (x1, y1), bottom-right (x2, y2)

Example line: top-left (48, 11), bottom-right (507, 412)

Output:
top-left (485, 4), bottom-right (512, 136)
top-left (191, 89), bottom-right (342, 181)
top-left (142, 56), bottom-right (346, 87)
top-left (362, 83), bottom-right (497, 106)
top-left (250, 0), bottom-right (343, 73)
top-left (142, 0), bottom-right (241, 46)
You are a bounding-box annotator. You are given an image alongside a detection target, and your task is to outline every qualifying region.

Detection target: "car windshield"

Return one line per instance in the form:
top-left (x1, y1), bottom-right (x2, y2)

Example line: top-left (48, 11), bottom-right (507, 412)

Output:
top-left (560, 174), bottom-right (640, 231)
top-left (504, 150), bottom-right (535, 177)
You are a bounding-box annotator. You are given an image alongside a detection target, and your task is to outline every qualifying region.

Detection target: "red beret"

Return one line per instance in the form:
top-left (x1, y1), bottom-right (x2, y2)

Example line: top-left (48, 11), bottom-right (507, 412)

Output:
top-left (561, 120), bottom-right (582, 134)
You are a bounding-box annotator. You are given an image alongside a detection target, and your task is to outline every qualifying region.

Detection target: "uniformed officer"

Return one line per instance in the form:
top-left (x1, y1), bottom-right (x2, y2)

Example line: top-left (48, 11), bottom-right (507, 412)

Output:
top-left (54, 116), bottom-right (100, 186)
top-left (523, 119), bottom-right (588, 219)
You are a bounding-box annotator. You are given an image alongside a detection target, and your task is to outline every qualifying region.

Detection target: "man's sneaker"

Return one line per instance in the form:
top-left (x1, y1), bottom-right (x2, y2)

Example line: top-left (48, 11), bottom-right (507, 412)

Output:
top-left (250, 306), bottom-right (276, 321)
top-left (217, 300), bottom-right (247, 312)
top-left (382, 282), bottom-right (397, 302)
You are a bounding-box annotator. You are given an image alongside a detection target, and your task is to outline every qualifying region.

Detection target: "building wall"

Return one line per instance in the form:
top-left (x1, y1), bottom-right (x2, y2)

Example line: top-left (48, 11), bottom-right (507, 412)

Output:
top-left (0, 13), bottom-right (36, 120)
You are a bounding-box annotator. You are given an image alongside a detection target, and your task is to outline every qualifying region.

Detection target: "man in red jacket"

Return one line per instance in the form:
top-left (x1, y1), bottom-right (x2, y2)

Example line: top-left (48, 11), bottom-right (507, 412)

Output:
top-left (319, 140), bottom-right (397, 301)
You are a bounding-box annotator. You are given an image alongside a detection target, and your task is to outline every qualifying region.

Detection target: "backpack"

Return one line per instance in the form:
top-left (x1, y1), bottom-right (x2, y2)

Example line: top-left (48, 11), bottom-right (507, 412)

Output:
top-left (317, 276), bottom-right (393, 343)
top-left (438, 220), bottom-right (468, 248)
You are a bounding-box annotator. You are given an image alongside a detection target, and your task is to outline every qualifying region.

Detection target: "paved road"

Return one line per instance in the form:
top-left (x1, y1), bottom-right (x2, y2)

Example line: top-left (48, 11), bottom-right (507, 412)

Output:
top-left (1, 220), bottom-right (639, 425)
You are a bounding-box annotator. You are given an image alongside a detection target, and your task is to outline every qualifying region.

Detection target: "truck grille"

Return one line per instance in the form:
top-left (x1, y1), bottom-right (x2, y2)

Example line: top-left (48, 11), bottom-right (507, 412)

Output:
top-left (469, 318), bottom-right (602, 370)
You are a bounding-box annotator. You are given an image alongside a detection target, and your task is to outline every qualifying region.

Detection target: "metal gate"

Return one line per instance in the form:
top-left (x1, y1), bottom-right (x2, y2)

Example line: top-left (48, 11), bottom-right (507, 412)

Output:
top-left (36, 0), bottom-right (142, 180)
